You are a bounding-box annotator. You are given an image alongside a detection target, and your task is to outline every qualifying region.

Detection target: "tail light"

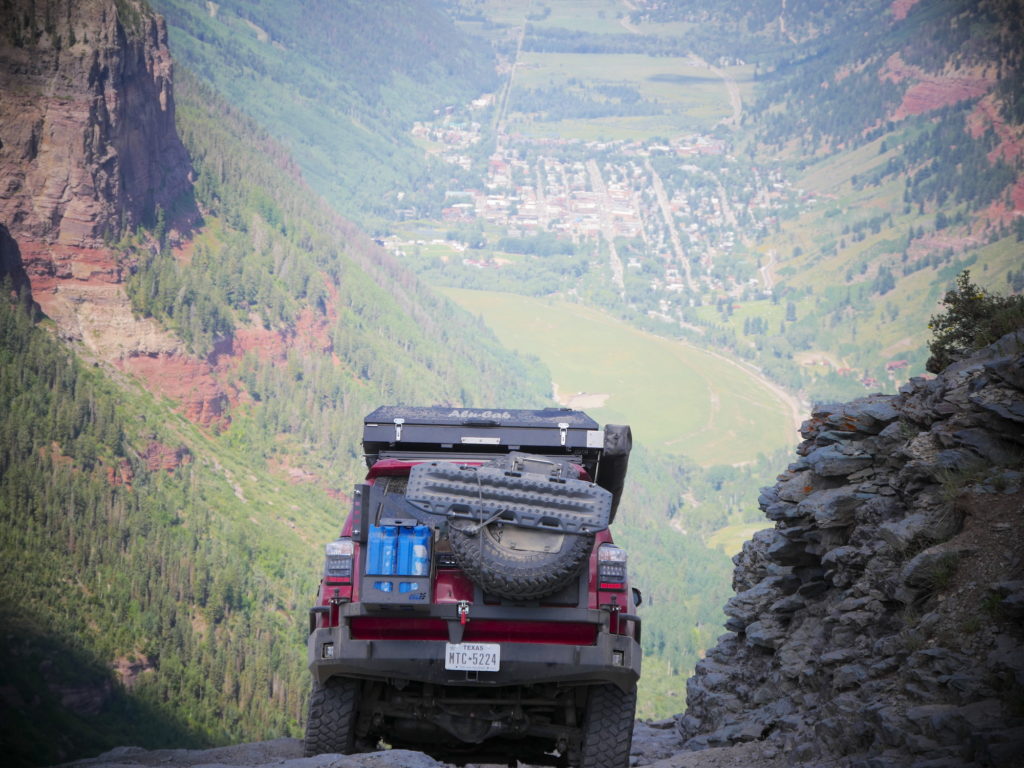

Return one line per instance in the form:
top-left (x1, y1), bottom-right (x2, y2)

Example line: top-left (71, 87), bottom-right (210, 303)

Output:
top-left (324, 538), bottom-right (355, 580)
top-left (597, 544), bottom-right (627, 590)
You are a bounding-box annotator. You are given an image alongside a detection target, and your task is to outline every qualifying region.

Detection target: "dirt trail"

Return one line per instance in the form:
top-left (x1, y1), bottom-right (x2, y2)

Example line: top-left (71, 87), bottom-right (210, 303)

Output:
top-left (688, 55), bottom-right (742, 127)
top-left (59, 736), bottom-right (788, 768)
top-left (694, 342), bottom-right (807, 441)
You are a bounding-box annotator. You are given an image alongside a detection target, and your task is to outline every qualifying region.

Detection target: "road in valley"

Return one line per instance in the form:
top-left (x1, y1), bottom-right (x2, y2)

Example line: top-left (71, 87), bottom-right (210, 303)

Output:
top-left (493, 1), bottom-right (530, 136)
top-left (688, 54), bottom-right (743, 127)
top-left (760, 248), bottom-right (777, 293)
top-left (586, 158), bottom-right (626, 294)
top-left (645, 159), bottom-right (696, 291)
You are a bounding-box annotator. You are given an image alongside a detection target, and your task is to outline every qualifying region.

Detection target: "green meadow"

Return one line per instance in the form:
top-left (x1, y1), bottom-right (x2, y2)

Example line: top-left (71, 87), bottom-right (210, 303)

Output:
top-left (707, 522), bottom-right (770, 555)
top-left (507, 52), bottom-right (738, 137)
top-left (443, 288), bottom-right (798, 465)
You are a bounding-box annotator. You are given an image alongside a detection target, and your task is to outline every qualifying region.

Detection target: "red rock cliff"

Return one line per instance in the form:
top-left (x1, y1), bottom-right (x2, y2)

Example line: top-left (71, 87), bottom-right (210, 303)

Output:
top-left (0, 0), bottom-right (230, 426)
top-left (0, 0), bottom-right (191, 249)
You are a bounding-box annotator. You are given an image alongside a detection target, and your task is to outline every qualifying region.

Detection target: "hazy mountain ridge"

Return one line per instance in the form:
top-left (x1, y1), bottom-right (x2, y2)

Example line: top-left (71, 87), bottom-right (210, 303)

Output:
top-left (687, 0), bottom-right (1024, 400)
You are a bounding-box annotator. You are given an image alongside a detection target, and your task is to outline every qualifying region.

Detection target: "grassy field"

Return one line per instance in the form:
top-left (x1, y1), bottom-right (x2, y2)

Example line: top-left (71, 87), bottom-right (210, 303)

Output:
top-left (707, 522), bottom-right (769, 555)
top-left (471, 0), bottom-right (637, 33)
top-left (531, 0), bottom-right (629, 33)
top-left (509, 51), bottom-right (734, 135)
top-left (442, 288), bottom-right (799, 465)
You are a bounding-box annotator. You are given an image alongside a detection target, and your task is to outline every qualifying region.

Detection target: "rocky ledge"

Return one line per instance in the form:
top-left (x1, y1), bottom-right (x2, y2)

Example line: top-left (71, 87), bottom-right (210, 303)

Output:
top-left (678, 331), bottom-right (1024, 767)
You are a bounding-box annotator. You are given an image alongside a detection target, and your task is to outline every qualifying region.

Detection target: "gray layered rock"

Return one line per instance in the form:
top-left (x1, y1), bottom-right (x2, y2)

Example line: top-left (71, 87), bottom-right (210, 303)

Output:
top-left (678, 331), bottom-right (1024, 767)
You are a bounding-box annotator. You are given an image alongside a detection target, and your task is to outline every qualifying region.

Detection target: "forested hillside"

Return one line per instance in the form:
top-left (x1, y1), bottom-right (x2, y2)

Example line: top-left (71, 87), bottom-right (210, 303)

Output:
top-left (149, 0), bottom-right (498, 221)
top-left (620, 0), bottom-right (1024, 398)
top-left (0, 1), bottom-right (550, 763)
top-left (0, 291), bottom-right (335, 766)
top-left (131, 69), bottom-right (550, 483)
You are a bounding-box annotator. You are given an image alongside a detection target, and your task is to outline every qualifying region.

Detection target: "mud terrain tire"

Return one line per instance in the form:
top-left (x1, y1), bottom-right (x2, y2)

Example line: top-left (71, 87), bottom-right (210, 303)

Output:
top-left (304, 677), bottom-right (359, 756)
top-left (578, 683), bottom-right (637, 768)
top-left (448, 518), bottom-right (592, 600)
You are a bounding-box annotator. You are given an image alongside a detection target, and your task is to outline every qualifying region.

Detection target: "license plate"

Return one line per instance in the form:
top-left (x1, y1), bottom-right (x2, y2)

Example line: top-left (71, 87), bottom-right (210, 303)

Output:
top-left (445, 642), bottom-right (500, 672)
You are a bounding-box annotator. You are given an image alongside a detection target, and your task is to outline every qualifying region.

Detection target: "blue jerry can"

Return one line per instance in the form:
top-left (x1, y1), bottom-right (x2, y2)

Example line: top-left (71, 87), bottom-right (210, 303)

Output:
top-left (368, 525), bottom-right (398, 575)
top-left (410, 525), bottom-right (430, 576)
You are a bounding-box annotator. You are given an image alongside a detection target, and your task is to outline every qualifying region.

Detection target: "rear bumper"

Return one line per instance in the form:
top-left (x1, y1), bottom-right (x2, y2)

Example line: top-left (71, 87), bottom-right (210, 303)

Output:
top-left (307, 606), bottom-right (641, 691)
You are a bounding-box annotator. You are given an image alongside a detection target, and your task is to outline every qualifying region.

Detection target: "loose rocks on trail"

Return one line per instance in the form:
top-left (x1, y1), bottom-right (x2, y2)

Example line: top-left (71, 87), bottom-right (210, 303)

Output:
top-left (58, 730), bottom-right (784, 768)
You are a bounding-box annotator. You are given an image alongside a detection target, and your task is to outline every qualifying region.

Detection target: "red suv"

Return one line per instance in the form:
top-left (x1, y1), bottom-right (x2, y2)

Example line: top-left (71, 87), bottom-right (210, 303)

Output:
top-left (305, 407), bottom-right (642, 768)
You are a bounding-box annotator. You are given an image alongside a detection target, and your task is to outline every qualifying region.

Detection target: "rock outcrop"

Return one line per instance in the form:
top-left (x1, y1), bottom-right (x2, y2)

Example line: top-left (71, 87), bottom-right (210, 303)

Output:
top-left (0, 0), bottom-right (191, 249)
top-left (679, 331), bottom-right (1024, 767)
top-left (0, 0), bottom-right (237, 425)
top-left (0, 0), bottom-right (193, 347)
top-left (0, 0), bottom-right (345, 430)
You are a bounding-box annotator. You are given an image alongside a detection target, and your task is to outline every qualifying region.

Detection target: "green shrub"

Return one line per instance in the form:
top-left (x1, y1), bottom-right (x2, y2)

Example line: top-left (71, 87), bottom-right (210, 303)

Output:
top-left (926, 270), bottom-right (1024, 373)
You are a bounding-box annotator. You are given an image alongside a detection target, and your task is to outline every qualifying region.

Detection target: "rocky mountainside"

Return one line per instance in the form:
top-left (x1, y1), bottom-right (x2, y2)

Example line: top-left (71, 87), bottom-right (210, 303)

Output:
top-left (0, 0), bottom-right (190, 247)
top-left (0, 0), bottom-right (195, 361)
top-left (678, 331), bottom-right (1024, 767)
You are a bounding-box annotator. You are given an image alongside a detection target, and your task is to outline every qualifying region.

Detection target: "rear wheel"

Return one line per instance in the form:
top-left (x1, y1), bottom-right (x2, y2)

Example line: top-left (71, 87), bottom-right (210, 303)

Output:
top-left (578, 683), bottom-right (637, 768)
top-left (448, 518), bottom-right (593, 600)
top-left (304, 677), bottom-right (359, 756)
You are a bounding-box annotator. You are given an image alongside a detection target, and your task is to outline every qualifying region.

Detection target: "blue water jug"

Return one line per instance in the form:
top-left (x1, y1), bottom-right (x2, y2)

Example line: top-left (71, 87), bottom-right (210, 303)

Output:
top-left (378, 526), bottom-right (398, 575)
top-left (410, 525), bottom-right (430, 576)
top-left (397, 526), bottom-right (414, 575)
top-left (368, 525), bottom-right (398, 575)
top-left (367, 525), bottom-right (384, 575)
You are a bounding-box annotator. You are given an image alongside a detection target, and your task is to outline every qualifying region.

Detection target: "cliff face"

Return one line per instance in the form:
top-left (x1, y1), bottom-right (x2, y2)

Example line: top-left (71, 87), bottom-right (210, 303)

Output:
top-left (0, 0), bottom-right (191, 249)
top-left (0, 0), bottom-right (191, 333)
top-left (0, 0), bottom-right (235, 423)
top-left (679, 332), bottom-right (1024, 767)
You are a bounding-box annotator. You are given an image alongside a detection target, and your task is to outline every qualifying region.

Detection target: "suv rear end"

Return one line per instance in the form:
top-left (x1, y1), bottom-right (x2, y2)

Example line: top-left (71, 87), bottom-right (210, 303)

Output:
top-left (305, 407), bottom-right (642, 767)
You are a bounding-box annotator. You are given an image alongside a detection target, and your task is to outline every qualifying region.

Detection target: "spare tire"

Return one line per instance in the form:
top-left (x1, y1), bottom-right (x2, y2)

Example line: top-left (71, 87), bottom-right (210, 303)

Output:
top-left (448, 517), bottom-right (592, 601)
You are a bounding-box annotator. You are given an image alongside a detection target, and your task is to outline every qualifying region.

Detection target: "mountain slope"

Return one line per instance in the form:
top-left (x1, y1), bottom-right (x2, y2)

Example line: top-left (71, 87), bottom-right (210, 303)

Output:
top-left (149, 0), bottom-right (498, 222)
top-left (613, 0), bottom-right (1024, 402)
top-left (0, 293), bottom-right (339, 766)
top-left (0, 1), bottom-right (550, 764)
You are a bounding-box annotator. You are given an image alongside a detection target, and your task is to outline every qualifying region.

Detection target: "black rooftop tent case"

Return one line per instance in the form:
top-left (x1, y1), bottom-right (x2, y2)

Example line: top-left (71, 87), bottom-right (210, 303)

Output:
top-left (361, 406), bottom-right (631, 518)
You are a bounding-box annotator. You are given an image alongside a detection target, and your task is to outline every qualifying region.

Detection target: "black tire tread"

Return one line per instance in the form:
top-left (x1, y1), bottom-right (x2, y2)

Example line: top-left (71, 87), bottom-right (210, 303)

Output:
top-left (448, 521), bottom-right (593, 600)
top-left (579, 683), bottom-right (637, 768)
top-left (303, 677), bottom-right (358, 757)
